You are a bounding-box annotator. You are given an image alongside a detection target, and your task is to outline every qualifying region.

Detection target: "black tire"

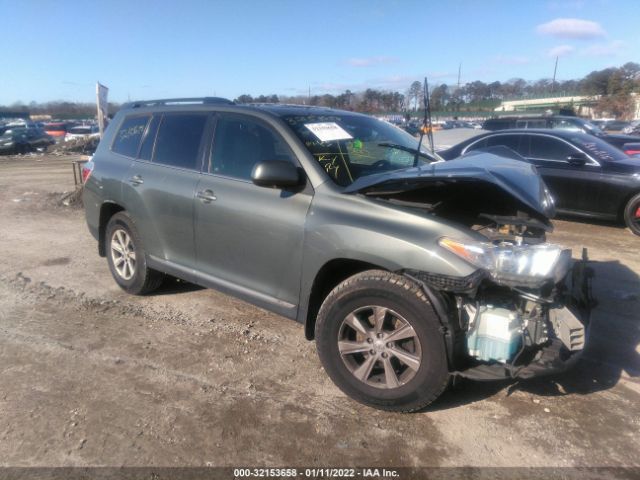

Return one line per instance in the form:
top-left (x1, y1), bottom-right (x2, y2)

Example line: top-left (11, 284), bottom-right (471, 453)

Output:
top-left (315, 270), bottom-right (449, 412)
top-left (623, 193), bottom-right (640, 236)
top-left (105, 211), bottom-right (164, 295)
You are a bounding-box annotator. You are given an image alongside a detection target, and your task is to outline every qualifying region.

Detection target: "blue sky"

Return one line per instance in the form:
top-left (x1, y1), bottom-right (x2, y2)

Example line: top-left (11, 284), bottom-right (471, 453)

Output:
top-left (1, 0), bottom-right (638, 104)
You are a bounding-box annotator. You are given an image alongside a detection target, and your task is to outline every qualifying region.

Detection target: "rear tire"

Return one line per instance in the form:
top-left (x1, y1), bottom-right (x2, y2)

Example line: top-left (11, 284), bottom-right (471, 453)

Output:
top-left (105, 212), bottom-right (164, 295)
top-left (315, 270), bottom-right (449, 412)
top-left (623, 193), bottom-right (640, 236)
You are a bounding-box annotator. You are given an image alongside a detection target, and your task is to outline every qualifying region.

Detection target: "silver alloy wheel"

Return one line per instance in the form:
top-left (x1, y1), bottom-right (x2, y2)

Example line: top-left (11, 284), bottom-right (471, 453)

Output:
top-left (110, 228), bottom-right (136, 281)
top-left (338, 306), bottom-right (422, 389)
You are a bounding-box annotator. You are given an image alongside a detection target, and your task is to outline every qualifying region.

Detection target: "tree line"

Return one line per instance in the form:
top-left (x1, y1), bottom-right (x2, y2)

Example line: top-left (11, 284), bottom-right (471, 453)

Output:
top-left (2, 62), bottom-right (638, 119)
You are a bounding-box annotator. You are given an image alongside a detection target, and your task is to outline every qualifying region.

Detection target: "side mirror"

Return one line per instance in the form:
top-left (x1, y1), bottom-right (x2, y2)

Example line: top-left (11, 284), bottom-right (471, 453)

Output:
top-left (251, 160), bottom-right (302, 189)
top-left (567, 153), bottom-right (587, 166)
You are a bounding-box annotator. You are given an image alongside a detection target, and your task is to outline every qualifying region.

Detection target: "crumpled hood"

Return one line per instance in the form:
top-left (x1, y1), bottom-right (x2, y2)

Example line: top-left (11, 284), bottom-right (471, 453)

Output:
top-left (343, 152), bottom-right (555, 219)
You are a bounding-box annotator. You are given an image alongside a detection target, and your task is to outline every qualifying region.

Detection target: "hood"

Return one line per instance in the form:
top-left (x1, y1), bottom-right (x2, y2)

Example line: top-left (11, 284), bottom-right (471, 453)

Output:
top-left (602, 133), bottom-right (640, 147)
top-left (603, 155), bottom-right (640, 173)
top-left (343, 152), bottom-right (555, 219)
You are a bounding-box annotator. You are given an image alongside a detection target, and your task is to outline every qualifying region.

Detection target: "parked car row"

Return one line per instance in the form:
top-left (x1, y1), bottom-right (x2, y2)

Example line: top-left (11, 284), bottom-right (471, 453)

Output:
top-left (441, 128), bottom-right (640, 235)
top-left (400, 119), bottom-right (482, 136)
top-left (0, 126), bottom-right (55, 155)
top-left (483, 115), bottom-right (640, 156)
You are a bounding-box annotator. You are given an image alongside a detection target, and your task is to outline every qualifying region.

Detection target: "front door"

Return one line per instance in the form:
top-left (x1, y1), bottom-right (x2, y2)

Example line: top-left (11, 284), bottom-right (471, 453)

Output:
top-left (521, 134), bottom-right (603, 214)
top-left (194, 114), bottom-right (312, 313)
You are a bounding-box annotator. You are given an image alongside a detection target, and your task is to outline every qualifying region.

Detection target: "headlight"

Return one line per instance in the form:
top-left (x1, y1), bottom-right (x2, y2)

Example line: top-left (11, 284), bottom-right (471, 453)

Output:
top-left (439, 237), bottom-right (571, 285)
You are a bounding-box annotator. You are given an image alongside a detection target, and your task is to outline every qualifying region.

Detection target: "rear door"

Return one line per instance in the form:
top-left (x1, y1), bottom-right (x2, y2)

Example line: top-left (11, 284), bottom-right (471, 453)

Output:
top-left (520, 134), bottom-right (603, 214)
top-left (121, 112), bottom-right (209, 268)
top-left (193, 113), bottom-right (312, 314)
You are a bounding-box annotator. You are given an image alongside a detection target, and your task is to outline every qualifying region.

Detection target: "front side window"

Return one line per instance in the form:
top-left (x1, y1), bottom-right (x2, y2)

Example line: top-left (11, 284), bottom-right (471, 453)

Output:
top-left (486, 134), bottom-right (523, 152)
top-left (112, 116), bottom-right (149, 157)
top-left (282, 113), bottom-right (439, 186)
top-left (153, 114), bottom-right (207, 170)
top-left (465, 138), bottom-right (488, 152)
top-left (464, 136), bottom-right (526, 161)
top-left (526, 135), bottom-right (576, 160)
top-left (211, 115), bottom-right (295, 180)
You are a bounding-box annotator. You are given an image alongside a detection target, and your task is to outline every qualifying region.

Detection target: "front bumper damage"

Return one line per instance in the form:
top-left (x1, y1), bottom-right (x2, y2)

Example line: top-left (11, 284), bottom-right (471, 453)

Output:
top-left (404, 248), bottom-right (596, 381)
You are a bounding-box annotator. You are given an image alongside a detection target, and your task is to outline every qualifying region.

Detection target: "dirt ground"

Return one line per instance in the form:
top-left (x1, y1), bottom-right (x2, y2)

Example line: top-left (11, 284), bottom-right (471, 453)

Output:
top-left (0, 152), bottom-right (638, 468)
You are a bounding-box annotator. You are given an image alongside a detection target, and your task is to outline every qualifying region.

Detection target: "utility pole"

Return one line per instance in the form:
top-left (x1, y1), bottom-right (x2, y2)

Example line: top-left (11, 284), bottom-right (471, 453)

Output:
top-left (457, 62), bottom-right (462, 112)
top-left (552, 56), bottom-right (558, 94)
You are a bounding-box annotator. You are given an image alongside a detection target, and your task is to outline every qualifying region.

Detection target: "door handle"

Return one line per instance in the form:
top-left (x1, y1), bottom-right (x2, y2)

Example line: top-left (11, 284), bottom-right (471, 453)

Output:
top-left (196, 189), bottom-right (217, 202)
top-left (129, 175), bottom-right (144, 186)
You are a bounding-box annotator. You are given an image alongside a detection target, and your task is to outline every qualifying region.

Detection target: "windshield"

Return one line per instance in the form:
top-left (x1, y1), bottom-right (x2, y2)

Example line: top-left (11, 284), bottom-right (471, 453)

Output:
top-left (569, 135), bottom-right (629, 162)
top-left (281, 113), bottom-right (440, 186)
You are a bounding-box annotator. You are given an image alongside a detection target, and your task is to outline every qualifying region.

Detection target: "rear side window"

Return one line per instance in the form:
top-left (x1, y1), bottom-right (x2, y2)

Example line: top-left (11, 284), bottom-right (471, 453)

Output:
top-left (551, 119), bottom-right (581, 132)
top-left (138, 115), bottom-right (161, 161)
top-left (525, 135), bottom-right (576, 160)
top-left (465, 138), bottom-right (488, 152)
top-left (486, 134), bottom-right (523, 153)
top-left (112, 116), bottom-right (149, 157)
top-left (525, 119), bottom-right (547, 128)
top-left (483, 119), bottom-right (513, 131)
top-left (153, 114), bottom-right (208, 170)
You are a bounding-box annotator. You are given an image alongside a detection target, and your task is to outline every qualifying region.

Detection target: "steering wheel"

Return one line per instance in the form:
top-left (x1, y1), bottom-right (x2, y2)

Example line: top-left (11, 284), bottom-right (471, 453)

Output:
top-left (372, 160), bottom-right (392, 169)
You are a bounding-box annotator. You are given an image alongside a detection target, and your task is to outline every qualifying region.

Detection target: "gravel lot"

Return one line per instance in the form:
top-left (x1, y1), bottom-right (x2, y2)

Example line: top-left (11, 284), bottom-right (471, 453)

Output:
top-left (0, 144), bottom-right (638, 468)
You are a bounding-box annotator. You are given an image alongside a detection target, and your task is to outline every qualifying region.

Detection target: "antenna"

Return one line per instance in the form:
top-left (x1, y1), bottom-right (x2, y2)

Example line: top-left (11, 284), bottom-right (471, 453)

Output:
top-left (552, 56), bottom-right (559, 94)
top-left (413, 77), bottom-right (435, 167)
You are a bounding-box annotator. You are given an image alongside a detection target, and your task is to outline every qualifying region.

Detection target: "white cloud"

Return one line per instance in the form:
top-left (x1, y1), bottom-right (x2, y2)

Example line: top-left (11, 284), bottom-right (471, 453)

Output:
top-left (345, 56), bottom-right (398, 67)
top-left (547, 0), bottom-right (585, 11)
top-left (492, 55), bottom-right (530, 65)
top-left (582, 40), bottom-right (626, 57)
top-left (547, 44), bottom-right (575, 57)
top-left (536, 18), bottom-right (606, 39)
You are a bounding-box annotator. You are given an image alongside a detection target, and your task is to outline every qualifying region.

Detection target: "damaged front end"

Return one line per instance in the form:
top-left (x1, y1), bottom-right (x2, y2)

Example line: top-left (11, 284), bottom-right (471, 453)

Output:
top-left (405, 238), bottom-right (595, 381)
top-left (348, 153), bottom-right (595, 380)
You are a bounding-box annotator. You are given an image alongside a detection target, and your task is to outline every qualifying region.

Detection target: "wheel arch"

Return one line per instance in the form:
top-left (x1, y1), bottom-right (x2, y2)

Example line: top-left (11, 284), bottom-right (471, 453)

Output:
top-left (303, 258), bottom-right (387, 340)
top-left (98, 202), bottom-right (125, 256)
top-left (619, 190), bottom-right (640, 220)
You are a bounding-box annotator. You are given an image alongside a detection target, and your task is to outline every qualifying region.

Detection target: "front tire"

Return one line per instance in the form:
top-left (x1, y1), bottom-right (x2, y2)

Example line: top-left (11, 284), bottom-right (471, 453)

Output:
top-left (105, 212), bottom-right (164, 295)
top-left (315, 270), bottom-right (449, 412)
top-left (623, 193), bottom-right (640, 236)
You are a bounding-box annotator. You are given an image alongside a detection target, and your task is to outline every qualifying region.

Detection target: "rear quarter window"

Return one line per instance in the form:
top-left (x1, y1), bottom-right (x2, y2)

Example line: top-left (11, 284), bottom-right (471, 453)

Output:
top-left (112, 116), bottom-right (150, 157)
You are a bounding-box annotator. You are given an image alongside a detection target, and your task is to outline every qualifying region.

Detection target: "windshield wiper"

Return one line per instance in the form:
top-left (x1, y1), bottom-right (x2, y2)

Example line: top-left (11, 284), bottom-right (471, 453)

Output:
top-left (377, 142), bottom-right (436, 163)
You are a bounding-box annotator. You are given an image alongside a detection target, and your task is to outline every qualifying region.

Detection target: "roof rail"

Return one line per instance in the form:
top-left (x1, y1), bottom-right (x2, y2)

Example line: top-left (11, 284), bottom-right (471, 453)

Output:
top-left (124, 97), bottom-right (234, 109)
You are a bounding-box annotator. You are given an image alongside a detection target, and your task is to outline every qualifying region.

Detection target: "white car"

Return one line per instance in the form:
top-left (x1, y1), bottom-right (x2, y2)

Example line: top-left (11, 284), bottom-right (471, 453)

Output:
top-left (622, 120), bottom-right (640, 135)
top-left (65, 125), bottom-right (100, 141)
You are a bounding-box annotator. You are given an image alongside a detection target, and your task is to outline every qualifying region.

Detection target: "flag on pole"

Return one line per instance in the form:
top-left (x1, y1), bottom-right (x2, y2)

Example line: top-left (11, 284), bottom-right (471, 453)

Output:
top-left (96, 82), bottom-right (109, 137)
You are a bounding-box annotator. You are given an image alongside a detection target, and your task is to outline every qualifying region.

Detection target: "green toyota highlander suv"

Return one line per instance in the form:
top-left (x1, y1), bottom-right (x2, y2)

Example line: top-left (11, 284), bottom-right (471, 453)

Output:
top-left (83, 98), bottom-right (592, 411)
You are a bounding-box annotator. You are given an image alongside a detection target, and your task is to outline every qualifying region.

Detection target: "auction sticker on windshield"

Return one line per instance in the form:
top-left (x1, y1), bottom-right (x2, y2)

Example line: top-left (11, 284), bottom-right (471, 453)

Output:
top-left (305, 122), bottom-right (353, 142)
